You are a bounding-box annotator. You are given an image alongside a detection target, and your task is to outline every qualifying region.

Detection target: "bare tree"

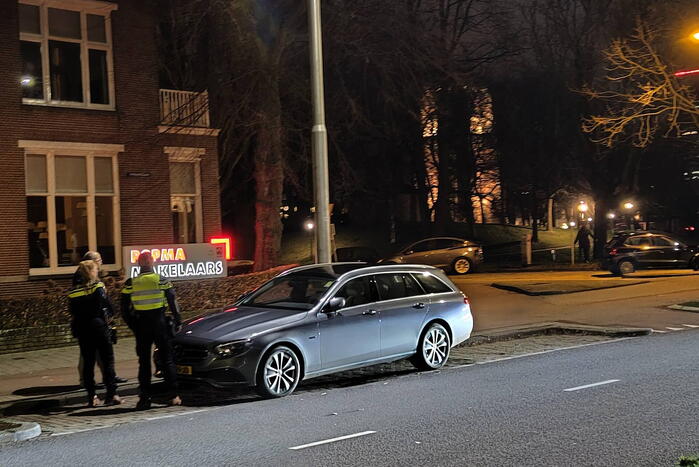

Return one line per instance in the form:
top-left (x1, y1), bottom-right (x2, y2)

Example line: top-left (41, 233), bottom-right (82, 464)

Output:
top-left (583, 23), bottom-right (699, 148)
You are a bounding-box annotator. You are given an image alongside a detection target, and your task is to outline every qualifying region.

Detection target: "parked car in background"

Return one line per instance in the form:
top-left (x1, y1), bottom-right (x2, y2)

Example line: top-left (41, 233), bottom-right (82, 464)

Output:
top-left (172, 263), bottom-right (473, 398)
top-left (603, 231), bottom-right (699, 275)
top-left (335, 246), bottom-right (380, 264)
top-left (381, 237), bottom-right (484, 274)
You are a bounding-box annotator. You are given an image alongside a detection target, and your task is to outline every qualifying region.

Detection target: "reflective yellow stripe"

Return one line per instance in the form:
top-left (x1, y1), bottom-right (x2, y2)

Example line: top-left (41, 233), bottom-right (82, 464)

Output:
top-left (67, 282), bottom-right (104, 299)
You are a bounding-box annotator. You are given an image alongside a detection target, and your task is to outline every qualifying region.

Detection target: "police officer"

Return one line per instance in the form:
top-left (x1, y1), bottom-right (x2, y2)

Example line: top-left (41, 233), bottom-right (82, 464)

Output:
top-left (68, 260), bottom-right (122, 407)
top-left (74, 251), bottom-right (127, 386)
top-left (121, 252), bottom-right (182, 410)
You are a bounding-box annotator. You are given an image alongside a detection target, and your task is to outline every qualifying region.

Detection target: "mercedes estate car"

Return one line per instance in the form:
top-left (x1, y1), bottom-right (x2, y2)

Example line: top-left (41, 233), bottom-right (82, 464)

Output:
top-left (603, 231), bottom-right (699, 275)
top-left (381, 237), bottom-right (484, 274)
top-left (172, 263), bottom-right (473, 398)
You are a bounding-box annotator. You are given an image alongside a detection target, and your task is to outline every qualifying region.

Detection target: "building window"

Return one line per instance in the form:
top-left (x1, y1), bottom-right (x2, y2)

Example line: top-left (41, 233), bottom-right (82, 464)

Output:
top-left (19, 0), bottom-right (117, 109)
top-left (167, 148), bottom-right (204, 244)
top-left (22, 141), bottom-right (123, 274)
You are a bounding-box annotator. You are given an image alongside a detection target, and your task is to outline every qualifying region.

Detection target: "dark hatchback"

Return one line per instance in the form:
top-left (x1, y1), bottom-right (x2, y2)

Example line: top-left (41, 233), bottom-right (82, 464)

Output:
top-left (603, 231), bottom-right (699, 275)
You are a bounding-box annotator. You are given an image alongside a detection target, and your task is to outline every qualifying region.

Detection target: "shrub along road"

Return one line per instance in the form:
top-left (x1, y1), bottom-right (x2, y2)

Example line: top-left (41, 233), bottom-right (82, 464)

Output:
top-left (1, 330), bottom-right (696, 466)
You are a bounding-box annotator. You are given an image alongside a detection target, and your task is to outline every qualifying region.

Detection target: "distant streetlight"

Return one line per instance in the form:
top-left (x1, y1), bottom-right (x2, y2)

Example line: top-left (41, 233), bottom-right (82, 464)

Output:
top-left (692, 31), bottom-right (699, 41)
top-left (623, 202), bottom-right (634, 210)
top-left (305, 220), bottom-right (315, 231)
top-left (607, 212), bottom-right (616, 219)
top-left (623, 202), bottom-right (635, 229)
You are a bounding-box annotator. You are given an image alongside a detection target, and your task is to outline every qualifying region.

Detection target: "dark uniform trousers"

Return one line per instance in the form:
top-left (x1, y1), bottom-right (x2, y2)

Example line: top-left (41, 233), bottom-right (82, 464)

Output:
top-left (134, 310), bottom-right (178, 397)
top-left (78, 325), bottom-right (117, 398)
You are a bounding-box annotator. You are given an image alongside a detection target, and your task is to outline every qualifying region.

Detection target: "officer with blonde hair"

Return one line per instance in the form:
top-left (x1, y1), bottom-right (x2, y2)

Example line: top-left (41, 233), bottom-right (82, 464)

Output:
top-left (121, 251), bottom-right (182, 410)
top-left (68, 260), bottom-right (122, 407)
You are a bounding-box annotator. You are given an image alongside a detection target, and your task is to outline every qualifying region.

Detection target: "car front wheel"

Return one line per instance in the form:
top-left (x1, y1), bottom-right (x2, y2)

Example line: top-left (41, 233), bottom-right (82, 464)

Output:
top-left (411, 323), bottom-right (451, 370)
top-left (255, 346), bottom-right (301, 398)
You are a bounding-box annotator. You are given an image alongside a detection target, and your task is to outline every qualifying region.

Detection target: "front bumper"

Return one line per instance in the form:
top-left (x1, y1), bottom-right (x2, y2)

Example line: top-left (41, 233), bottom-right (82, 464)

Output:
top-left (173, 341), bottom-right (259, 388)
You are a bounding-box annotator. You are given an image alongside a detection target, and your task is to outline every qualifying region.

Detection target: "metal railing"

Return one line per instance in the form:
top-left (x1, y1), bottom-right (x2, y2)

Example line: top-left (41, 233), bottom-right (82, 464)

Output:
top-left (159, 89), bottom-right (211, 128)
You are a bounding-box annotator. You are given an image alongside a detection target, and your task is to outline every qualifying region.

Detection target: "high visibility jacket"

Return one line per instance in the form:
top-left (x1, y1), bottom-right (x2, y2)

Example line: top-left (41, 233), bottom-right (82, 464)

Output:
top-left (122, 272), bottom-right (173, 311)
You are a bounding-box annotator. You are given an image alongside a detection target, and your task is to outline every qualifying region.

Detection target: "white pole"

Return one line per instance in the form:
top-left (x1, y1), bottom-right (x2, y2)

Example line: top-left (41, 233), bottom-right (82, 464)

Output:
top-left (308, 0), bottom-right (332, 264)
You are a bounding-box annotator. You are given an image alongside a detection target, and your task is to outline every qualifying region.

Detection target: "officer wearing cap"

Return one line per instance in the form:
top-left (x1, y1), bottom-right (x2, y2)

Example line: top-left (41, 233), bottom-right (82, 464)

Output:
top-left (121, 251), bottom-right (182, 410)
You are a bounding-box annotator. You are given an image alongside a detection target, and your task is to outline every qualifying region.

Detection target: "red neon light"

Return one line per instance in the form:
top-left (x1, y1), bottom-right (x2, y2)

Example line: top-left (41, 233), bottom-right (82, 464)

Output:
top-left (674, 69), bottom-right (699, 77)
top-left (210, 237), bottom-right (232, 260)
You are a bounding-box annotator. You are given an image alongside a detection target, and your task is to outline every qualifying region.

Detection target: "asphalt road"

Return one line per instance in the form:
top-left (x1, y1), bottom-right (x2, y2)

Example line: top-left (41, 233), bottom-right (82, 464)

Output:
top-left (451, 269), bottom-right (699, 332)
top-left (2, 330), bottom-right (697, 466)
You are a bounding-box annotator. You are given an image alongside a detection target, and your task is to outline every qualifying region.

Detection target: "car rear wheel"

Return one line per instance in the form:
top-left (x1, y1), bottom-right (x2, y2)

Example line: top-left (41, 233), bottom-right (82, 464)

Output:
top-left (411, 323), bottom-right (451, 370)
top-left (451, 257), bottom-right (473, 275)
top-left (255, 346), bottom-right (301, 398)
top-left (618, 260), bottom-right (636, 275)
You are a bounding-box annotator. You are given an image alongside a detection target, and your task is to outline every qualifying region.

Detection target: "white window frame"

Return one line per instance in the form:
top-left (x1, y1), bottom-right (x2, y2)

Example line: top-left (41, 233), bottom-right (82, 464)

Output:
top-left (19, 0), bottom-right (118, 110)
top-left (166, 147), bottom-right (204, 244)
top-left (20, 140), bottom-right (123, 276)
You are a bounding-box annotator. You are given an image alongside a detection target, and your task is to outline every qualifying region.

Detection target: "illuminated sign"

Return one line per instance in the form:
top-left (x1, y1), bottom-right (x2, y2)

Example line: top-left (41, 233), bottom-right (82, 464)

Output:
top-left (123, 243), bottom-right (226, 281)
top-left (210, 237), bottom-right (232, 260)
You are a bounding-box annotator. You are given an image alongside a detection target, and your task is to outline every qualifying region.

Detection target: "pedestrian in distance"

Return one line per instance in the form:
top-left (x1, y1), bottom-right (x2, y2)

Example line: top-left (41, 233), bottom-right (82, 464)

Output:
top-left (121, 251), bottom-right (183, 410)
top-left (574, 222), bottom-right (594, 263)
top-left (73, 251), bottom-right (128, 386)
top-left (67, 260), bottom-right (123, 407)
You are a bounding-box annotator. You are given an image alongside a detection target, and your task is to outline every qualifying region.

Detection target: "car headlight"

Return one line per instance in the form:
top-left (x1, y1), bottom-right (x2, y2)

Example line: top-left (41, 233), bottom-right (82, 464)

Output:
top-left (215, 339), bottom-right (252, 358)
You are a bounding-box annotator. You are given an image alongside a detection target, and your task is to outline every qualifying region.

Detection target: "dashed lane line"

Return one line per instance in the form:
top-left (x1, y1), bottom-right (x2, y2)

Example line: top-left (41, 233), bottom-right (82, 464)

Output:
top-left (564, 379), bottom-right (620, 392)
top-left (289, 431), bottom-right (377, 451)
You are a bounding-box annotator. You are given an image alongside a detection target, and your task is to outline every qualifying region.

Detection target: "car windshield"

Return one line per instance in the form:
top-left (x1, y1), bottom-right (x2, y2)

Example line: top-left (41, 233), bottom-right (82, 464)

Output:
top-left (242, 276), bottom-right (335, 311)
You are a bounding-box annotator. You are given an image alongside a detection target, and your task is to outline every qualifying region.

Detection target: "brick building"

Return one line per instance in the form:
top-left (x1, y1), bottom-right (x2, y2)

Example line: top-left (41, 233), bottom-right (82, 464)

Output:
top-left (0, 0), bottom-right (221, 298)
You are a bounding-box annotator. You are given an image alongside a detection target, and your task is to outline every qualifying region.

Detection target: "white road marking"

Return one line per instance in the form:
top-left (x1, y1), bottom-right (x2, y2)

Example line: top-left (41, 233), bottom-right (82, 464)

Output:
top-left (666, 327), bottom-right (685, 331)
top-left (564, 379), bottom-right (620, 392)
top-left (682, 324), bottom-right (699, 328)
top-left (52, 426), bottom-right (110, 436)
top-left (289, 431), bottom-right (376, 450)
top-left (651, 329), bottom-right (667, 333)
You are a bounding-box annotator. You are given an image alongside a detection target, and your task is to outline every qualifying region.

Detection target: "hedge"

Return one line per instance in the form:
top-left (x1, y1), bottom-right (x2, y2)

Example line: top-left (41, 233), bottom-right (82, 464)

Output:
top-left (0, 266), bottom-right (294, 330)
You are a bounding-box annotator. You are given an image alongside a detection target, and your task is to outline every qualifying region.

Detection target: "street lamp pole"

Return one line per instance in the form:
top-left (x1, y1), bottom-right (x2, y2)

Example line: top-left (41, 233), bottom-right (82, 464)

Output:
top-left (307, 0), bottom-right (332, 264)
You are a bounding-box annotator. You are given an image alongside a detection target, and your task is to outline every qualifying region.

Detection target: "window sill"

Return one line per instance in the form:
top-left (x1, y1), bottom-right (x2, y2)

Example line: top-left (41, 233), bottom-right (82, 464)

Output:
top-left (22, 98), bottom-right (115, 112)
top-left (29, 264), bottom-right (121, 278)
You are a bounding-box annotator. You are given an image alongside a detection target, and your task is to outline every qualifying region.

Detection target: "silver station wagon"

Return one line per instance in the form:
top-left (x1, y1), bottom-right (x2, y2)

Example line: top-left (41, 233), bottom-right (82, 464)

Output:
top-left (172, 263), bottom-right (473, 398)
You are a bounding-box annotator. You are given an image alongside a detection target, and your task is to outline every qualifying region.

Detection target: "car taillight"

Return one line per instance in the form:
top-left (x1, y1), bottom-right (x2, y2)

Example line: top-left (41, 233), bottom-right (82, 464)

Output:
top-left (609, 248), bottom-right (618, 256)
top-left (463, 296), bottom-right (470, 305)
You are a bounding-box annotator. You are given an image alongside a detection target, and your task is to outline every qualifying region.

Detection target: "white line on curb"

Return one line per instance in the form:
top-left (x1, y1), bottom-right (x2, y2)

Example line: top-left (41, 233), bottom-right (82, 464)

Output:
top-left (289, 431), bottom-right (376, 450)
top-left (564, 379), bottom-right (620, 392)
top-left (666, 327), bottom-right (685, 331)
top-left (682, 324), bottom-right (699, 328)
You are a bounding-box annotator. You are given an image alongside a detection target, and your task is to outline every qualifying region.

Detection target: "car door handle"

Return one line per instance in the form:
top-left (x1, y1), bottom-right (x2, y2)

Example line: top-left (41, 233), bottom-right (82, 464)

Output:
top-left (362, 309), bottom-right (377, 316)
top-left (413, 302), bottom-right (426, 309)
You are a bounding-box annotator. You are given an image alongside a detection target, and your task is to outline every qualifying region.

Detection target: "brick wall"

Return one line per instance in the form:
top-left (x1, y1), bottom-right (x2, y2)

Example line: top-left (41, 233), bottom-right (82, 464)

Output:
top-left (0, 0), bottom-right (222, 293)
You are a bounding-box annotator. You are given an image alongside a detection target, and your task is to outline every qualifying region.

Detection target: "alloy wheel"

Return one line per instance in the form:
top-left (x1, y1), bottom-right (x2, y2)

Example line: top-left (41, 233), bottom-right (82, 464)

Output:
top-left (422, 327), bottom-right (449, 367)
top-left (619, 261), bottom-right (635, 275)
top-left (263, 348), bottom-right (299, 396)
top-left (454, 258), bottom-right (471, 274)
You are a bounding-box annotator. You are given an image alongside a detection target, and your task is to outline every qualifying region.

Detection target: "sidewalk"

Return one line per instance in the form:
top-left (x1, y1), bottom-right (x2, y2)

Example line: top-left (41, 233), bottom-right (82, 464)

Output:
top-left (0, 338), bottom-right (140, 410)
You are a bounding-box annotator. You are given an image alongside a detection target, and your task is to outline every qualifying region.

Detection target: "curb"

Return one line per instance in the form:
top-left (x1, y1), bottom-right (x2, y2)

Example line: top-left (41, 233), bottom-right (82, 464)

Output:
top-left (466, 322), bottom-right (652, 346)
top-left (0, 421), bottom-right (41, 442)
top-left (491, 281), bottom-right (648, 296)
top-left (668, 304), bottom-right (699, 313)
top-left (0, 382), bottom-right (141, 416)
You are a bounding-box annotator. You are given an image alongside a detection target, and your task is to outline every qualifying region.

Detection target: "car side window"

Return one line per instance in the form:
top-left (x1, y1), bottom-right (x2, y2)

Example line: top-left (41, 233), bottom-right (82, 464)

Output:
top-left (438, 239), bottom-right (464, 249)
top-left (413, 273), bottom-right (452, 293)
top-left (334, 276), bottom-right (376, 308)
top-left (652, 237), bottom-right (675, 247)
top-left (627, 237), bottom-right (651, 247)
top-left (375, 273), bottom-right (424, 300)
top-left (408, 241), bottom-right (429, 253)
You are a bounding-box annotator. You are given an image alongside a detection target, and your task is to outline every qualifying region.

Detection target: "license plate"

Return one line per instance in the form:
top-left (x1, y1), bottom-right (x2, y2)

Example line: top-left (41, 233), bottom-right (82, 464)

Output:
top-left (176, 365), bottom-right (192, 375)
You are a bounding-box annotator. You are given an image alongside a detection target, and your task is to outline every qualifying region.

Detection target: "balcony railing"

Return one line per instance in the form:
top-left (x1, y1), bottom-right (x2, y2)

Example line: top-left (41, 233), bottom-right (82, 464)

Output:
top-left (159, 89), bottom-right (211, 128)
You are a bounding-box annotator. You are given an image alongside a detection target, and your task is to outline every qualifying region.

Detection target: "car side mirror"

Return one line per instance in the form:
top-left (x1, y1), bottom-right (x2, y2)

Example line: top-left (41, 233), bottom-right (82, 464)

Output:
top-left (325, 297), bottom-right (345, 313)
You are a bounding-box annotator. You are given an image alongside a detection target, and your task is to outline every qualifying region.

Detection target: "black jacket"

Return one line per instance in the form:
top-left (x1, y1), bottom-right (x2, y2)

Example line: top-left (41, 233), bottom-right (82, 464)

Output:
top-left (67, 282), bottom-right (114, 336)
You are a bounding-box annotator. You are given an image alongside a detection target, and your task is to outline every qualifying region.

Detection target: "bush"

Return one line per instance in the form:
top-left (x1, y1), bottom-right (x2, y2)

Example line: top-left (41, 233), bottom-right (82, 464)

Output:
top-left (678, 456), bottom-right (699, 467)
top-left (0, 266), bottom-right (294, 330)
